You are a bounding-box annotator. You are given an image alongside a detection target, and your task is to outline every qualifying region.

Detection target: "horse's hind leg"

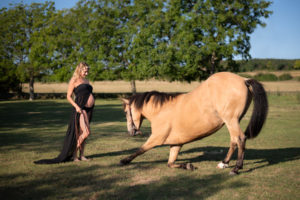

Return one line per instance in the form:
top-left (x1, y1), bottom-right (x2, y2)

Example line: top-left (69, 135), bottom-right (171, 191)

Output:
top-left (217, 142), bottom-right (237, 169)
top-left (232, 134), bottom-right (246, 175)
top-left (221, 120), bottom-right (246, 175)
top-left (167, 145), bottom-right (196, 170)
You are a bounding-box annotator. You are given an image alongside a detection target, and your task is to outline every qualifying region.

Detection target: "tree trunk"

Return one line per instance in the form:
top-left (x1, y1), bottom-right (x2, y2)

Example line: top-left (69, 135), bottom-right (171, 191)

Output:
top-left (130, 80), bottom-right (136, 95)
top-left (29, 75), bottom-right (34, 101)
top-left (17, 83), bottom-right (23, 99)
top-left (210, 52), bottom-right (217, 75)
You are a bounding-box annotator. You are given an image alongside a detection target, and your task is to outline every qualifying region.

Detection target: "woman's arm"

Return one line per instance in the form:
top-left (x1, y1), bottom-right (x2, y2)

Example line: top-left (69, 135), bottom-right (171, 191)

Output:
top-left (67, 78), bottom-right (82, 113)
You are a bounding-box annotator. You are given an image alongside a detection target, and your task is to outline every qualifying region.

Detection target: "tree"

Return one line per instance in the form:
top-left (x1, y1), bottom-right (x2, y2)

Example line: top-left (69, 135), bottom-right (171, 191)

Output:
top-left (0, 8), bottom-right (22, 95)
top-left (113, 0), bottom-right (272, 83)
top-left (158, 0), bottom-right (272, 80)
top-left (83, 0), bottom-right (124, 81)
top-left (46, 0), bottom-right (125, 82)
top-left (44, 8), bottom-right (83, 82)
top-left (116, 0), bottom-right (166, 93)
top-left (1, 2), bottom-right (56, 100)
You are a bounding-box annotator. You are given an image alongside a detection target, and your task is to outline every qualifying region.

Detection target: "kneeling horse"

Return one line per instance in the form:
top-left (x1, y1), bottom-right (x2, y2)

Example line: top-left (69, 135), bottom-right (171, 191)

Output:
top-left (121, 72), bottom-right (268, 175)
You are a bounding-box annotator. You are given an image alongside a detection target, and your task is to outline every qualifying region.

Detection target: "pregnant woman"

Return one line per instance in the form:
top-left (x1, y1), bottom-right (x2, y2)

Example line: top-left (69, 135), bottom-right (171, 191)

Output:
top-left (35, 62), bottom-right (95, 164)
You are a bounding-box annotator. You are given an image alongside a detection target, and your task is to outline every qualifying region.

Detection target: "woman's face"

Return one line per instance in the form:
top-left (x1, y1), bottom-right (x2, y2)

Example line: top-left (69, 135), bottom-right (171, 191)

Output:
top-left (80, 67), bottom-right (89, 78)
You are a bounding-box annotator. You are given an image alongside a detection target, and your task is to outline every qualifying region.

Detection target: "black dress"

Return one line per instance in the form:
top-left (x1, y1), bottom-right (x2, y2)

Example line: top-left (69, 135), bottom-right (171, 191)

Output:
top-left (34, 84), bottom-right (94, 164)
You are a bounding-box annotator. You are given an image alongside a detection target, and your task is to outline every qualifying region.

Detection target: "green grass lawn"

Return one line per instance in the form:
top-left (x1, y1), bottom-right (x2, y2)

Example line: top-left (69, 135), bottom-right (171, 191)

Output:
top-left (0, 94), bottom-right (300, 200)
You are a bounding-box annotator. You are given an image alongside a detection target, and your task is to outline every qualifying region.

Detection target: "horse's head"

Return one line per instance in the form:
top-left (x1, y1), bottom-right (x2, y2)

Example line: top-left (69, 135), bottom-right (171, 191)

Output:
top-left (122, 98), bottom-right (143, 136)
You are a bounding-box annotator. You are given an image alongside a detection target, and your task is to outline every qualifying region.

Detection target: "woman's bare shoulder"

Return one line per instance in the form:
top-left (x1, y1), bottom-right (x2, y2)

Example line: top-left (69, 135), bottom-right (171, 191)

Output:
top-left (69, 77), bottom-right (77, 84)
top-left (68, 77), bottom-right (78, 88)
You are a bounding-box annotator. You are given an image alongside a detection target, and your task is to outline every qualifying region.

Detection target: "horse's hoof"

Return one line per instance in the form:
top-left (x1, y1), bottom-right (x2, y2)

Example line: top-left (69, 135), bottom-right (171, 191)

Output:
top-left (135, 130), bottom-right (143, 136)
top-left (229, 171), bottom-right (239, 176)
top-left (217, 162), bottom-right (229, 169)
top-left (186, 163), bottom-right (197, 171)
top-left (120, 158), bottom-right (130, 165)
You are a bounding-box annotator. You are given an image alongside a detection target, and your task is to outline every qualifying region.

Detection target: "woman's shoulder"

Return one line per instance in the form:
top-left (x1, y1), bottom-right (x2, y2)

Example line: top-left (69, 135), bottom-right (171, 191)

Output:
top-left (69, 77), bottom-right (77, 84)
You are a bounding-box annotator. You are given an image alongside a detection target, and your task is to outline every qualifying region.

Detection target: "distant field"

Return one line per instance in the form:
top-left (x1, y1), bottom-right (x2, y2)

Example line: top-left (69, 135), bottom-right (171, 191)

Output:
top-left (22, 80), bottom-right (200, 93)
top-left (22, 71), bottom-right (300, 94)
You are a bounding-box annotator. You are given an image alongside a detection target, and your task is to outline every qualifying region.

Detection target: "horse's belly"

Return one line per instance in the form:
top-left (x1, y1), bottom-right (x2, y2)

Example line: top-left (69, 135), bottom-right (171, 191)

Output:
top-left (163, 117), bottom-right (224, 145)
top-left (155, 93), bottom-right (224, 145)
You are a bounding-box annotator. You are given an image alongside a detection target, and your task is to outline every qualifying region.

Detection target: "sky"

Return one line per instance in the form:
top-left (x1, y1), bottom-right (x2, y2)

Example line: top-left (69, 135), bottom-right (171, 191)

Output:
top-left (1, 0), bottom-right (300, 59)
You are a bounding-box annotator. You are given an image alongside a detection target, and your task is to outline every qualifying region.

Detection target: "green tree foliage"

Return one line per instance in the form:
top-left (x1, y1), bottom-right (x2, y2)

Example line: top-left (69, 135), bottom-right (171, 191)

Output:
top-left (47, 0), bottom-right (127, 82)
top-left (0, 8), bottom-right (21, 95)
top-left (160, 0), bottom-right (272, 80)
top-left (113, 0), bottom-right (167, 92)
top-left (112, 0), bottom-right (272, 82)
top-left (108, 0), bottom-right (272, 83)
top-left (0, 2), bottom-right (56, 100)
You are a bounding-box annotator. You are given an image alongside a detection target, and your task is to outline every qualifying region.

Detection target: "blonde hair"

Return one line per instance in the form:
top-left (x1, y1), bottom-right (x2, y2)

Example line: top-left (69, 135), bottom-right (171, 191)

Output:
top-left (72, 62), bottom-right (89, 81)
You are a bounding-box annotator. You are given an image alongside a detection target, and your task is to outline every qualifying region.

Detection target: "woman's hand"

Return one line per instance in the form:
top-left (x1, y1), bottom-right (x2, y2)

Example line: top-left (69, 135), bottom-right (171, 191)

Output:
top-left (75, 106), bottom-right (82, 114)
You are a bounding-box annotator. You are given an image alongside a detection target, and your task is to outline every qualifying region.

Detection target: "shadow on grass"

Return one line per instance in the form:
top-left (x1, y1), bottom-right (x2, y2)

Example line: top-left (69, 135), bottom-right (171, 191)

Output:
top-left (88, 143), bottom-right (300, 175)
top-left (176, 146), bottom-right (300, 174)
top-left (113, 173), bottom-right (248, 200)
top-left (0, 101), bottom-right (125, 150)
top-left (0, 163), bottom-right (247, 200)
top-left (1, 147), bottom-right (298, 199)
top-left (0, 101), bottom-right (124, 129)
top-left (0, 164), bottom-right (121, 199)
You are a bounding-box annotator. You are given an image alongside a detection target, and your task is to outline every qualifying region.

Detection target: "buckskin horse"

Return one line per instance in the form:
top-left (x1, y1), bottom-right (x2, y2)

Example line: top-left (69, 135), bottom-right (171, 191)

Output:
top-left (121, 72), bottom-right (268, 175)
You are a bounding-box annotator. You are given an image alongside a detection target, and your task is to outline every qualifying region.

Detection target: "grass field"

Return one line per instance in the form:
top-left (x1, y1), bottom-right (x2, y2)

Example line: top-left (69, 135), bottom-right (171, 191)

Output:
top-left (0, 93), bottom-right (300, 199)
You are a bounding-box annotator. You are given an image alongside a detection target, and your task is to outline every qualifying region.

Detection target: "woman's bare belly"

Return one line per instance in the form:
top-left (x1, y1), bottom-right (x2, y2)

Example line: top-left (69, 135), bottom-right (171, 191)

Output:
top-left (85, 94), bottom-right (94, 107)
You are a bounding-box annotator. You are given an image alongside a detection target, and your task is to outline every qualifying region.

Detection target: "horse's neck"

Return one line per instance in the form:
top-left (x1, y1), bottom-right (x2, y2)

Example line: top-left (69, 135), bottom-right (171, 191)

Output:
top-left (141, 103), bottom-right (161, 120)
top-left (141, 96), bottom-right (179, 120)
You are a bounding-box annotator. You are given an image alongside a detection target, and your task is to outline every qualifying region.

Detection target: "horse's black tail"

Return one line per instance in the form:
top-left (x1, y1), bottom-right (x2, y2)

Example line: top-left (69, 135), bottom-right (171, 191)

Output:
top-left (244, 79), bottom-right (268, 139)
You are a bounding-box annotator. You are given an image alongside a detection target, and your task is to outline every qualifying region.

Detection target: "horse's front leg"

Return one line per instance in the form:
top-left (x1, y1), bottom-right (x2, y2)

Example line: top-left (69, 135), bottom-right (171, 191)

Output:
top-left (120, 134), bottom-right (163, 165)
top-left (167, 145), bottom-right (197, 170)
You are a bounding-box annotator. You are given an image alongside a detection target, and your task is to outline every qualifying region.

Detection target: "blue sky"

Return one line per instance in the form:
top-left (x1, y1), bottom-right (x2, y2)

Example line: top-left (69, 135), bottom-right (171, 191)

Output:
top-left (1, 0), bottom-right (300, 59)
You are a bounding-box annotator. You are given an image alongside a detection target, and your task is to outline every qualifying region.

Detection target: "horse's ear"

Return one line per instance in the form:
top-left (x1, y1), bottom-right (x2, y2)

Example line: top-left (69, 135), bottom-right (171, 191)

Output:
top-left (121, 98), bottom-right (129, 105)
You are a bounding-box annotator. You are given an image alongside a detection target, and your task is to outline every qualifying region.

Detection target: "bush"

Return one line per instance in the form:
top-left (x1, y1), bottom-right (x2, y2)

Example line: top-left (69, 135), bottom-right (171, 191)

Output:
top-left (278, 73), bottom-right (293, 81)
top-left (254, 73), bottom-right (278, 81)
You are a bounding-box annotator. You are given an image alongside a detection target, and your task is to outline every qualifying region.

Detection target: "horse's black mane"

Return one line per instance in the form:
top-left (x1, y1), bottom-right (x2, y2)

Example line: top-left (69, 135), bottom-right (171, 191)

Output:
top-left (129, 91), bottom-right (182, 110)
